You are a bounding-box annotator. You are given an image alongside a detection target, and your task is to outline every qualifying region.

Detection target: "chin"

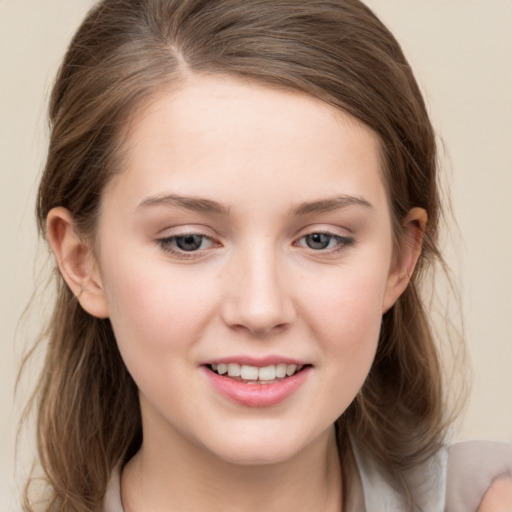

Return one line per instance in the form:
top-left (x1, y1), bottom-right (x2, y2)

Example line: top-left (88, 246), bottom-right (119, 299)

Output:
top-left (198, 422), bottom-right (329, 467)
top-left (211, 442), bottom-right (303, 466)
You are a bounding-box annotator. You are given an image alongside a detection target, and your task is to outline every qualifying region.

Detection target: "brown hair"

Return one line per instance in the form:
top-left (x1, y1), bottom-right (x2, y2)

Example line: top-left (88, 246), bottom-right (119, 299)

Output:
top-left (25, 0), bottom-right (457, 510)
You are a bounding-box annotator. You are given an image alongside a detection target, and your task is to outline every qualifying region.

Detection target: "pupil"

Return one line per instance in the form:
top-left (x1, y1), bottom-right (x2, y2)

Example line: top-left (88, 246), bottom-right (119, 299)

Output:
top-left (177, 234), bottom-right (202, 251)
top-left (307, 233), bottom-right (330, 249)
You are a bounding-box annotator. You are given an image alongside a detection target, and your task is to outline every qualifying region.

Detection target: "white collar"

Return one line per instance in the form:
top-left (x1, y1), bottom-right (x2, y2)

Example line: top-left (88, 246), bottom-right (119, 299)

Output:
top-left (103, 437), bottom-right (449, 512)
top-left (349, 434), bottom-right (448, 511)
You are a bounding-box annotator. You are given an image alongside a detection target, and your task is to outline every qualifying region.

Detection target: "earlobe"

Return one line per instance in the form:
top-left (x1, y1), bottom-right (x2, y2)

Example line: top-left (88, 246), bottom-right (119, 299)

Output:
top-left (46, 207), bottom-right (109, 318)
top-left (382, 207), bottom-right (427, 313)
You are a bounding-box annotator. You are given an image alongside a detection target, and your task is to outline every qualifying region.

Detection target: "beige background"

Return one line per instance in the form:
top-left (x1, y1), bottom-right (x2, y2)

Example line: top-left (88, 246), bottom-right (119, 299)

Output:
top-left (1, 0), bottom-right (511, 509)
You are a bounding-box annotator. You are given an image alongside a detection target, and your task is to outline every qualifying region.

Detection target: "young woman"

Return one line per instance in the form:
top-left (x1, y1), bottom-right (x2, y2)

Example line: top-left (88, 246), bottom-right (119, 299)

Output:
top-left (23, 1), bottom-right (512, 511)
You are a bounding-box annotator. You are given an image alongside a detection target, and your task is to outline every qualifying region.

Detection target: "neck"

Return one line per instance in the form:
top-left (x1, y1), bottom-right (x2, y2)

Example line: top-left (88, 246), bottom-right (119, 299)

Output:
top-left (122, 421), bottom-right (343, 512)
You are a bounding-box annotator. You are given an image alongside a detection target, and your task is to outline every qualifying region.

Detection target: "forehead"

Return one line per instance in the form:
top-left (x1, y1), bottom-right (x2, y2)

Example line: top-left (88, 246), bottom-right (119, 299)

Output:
top-left (107, 74), bottom-right (387, 213)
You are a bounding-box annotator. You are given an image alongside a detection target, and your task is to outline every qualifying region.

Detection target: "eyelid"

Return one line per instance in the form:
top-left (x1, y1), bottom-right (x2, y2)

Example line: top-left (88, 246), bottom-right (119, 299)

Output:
top-left (293, 226), bottom-right (355, 254)
top-left (293, 222), bottom-right (353, 235)
top-left (154, 222), bottom-right (215, 236)
top-left (296, 233), bottom-right (354, 250)
top-left (154, 224), bottom-right (354, 259)
top-left (156, 230), bottom-right (221, 260)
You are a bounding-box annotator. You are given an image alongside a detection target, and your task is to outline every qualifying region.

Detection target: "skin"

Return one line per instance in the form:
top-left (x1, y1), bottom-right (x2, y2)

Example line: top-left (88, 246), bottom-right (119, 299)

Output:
top-left (48, 75), bottom-right (427, 511)
top-left (478, 478), bottom-right (512, 512)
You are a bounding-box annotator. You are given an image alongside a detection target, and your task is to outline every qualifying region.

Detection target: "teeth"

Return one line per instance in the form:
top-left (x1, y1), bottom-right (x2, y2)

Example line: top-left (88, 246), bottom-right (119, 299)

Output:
top-left (276, 363), bottom-right (287, 378)
top-left (211, 362), bottom-right (304, 381)
top-left (286, 364), bottom-right (297, 376)
top-left (227, 363), bottom-right (241, 377)
top-left (240, 365), bottom-right (259, 380)
top-left (258, 365), bottom-right (276, 381)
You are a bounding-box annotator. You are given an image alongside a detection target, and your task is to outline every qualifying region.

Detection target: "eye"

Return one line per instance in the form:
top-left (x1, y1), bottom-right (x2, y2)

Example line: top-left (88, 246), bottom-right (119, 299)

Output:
top-left (156, 233), bottom-right (217, 257)
top-left (173, 234), bottom-right (206, 251)
top-left (297, 232), bottom-right (354, 251)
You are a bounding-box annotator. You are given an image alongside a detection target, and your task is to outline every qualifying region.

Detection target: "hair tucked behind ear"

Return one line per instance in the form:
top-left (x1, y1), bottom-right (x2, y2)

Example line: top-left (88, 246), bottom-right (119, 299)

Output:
top-left (22, 1), bottom-right (464, 510)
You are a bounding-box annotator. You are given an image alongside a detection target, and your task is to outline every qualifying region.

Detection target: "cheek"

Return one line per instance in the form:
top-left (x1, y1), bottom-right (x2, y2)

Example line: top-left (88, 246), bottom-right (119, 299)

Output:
top-left (99, 255), bottom-right (217, 368)
top-left (301, 263), bottom-right (387, 337)
top-left (297, 264), bottom-right (388, 388)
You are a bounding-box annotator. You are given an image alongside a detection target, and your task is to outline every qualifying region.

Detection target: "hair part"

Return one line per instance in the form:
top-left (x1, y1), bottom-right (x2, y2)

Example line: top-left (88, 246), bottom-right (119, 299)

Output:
top-left (25, 1), bottom-right (460, 510)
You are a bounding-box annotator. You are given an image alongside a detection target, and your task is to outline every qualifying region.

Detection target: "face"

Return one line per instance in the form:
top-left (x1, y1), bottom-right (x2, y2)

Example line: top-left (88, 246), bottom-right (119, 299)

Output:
top-left (90, 75), bottom-right (408, 465)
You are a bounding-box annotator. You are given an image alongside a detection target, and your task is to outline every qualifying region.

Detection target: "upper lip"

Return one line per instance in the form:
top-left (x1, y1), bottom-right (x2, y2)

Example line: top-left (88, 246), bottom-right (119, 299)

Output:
top-left (202, 356), bottom-right (310, 367)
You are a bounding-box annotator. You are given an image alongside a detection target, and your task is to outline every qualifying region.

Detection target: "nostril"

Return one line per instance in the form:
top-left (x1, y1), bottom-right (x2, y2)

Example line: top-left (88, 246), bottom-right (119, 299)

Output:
top-left (220, 270), bottom-right (295, 334)
top-left (243, 321), bottom-right (289, 337)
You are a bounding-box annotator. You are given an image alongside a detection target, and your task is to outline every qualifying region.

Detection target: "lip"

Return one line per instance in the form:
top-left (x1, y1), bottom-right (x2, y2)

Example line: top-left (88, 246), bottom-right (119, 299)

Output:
top-left (204, 355), bottom-right (308, 367)
top-left (202, 364), bottom-right (311, 408)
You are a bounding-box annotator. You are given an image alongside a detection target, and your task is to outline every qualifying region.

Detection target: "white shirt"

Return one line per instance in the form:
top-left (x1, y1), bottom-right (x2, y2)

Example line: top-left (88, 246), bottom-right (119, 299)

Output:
top-left (103, 439), bottom-right (512, 512)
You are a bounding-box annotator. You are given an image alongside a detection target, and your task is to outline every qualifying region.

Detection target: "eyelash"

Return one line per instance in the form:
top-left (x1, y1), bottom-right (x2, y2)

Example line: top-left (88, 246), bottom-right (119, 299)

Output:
top-left (295, 232), bottom-right (354, 253)
top-left (156, 231), bottom-right (354, 260)
top-left (157, 233), bottom-right (217, 259)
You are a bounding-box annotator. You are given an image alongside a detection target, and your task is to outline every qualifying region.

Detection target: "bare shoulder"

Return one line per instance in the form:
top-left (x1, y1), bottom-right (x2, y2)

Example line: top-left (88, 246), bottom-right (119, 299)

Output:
top-left (445, 440), bottom-right (512, 512)
top-left (477, 477), bottom-right (512, 512)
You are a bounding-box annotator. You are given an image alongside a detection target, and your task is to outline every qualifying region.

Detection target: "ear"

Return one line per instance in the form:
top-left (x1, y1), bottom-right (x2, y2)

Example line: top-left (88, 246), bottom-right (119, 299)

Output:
top-left (382, 207), bottom-right (427, 313)
top-left (47, 207), bottom-right (109, 318)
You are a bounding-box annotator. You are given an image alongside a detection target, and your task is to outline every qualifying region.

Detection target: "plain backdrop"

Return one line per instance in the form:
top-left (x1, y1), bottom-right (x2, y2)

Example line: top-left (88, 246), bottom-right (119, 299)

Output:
top-left (1, 0), bottom-right (511, 509)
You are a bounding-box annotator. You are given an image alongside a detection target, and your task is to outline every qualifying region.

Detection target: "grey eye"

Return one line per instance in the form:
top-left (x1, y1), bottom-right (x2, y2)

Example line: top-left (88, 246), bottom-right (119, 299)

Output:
top-left (175, 234), bottom-right (204, 251)
top-left (304, 233), bottom-right (333, 250)
top-left (157, 232), bottom-right (217, 258)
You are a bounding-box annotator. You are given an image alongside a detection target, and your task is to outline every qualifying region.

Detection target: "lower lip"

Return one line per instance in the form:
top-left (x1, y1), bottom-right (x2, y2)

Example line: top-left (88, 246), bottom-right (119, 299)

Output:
top-left (203, 366), bottom-right (311, 407)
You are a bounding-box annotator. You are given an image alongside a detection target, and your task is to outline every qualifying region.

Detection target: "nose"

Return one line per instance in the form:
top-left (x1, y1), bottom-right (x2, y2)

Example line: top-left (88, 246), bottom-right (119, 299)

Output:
top-left (221, 249), bottom-right (295, 336)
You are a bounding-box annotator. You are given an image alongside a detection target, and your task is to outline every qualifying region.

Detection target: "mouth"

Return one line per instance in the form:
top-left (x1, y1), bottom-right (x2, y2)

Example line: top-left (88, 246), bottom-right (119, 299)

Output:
top-left (206, 362), bottom-right (309, 384)
top-left (203, 360), bottom-right (312, 407)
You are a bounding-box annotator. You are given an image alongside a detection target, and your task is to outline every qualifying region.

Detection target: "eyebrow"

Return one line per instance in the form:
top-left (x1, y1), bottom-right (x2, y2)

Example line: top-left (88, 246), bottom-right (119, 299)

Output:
top-left (136, 194), bottom-right (230, 215)
top-left (292, 195), bottom-right (373, 216)
top-left (136, 193), bottom-right (373, 216)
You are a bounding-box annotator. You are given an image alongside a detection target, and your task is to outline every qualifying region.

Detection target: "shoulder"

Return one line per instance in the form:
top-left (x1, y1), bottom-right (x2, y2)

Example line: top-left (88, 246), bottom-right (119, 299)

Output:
top-left (351, 435), bottom-right (512, 512)
top-left (445, 440), bottom-right (512, 512)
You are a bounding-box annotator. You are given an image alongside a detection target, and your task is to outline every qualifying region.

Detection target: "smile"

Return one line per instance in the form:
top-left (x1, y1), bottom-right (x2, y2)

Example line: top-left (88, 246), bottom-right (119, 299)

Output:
top-left (203, 361), bottom-right (311, 407)
top-left (208, 363), bottom-right (304, 383)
